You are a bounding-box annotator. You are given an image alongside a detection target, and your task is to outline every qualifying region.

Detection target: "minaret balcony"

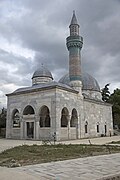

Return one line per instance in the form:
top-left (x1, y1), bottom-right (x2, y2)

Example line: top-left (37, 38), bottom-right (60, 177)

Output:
top-left (66, 35), bottom-right (83, 50)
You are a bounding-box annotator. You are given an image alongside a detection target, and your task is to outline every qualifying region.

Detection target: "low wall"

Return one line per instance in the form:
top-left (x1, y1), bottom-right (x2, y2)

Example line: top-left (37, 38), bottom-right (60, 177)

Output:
top-left (39, 128), bottom-right (51, 140)
top-left (69, 127), bottom-right (77, 139)
top-left (60, 128), bottom-right (77, 140)
top-left (12, 128), bottom-right (21, 139)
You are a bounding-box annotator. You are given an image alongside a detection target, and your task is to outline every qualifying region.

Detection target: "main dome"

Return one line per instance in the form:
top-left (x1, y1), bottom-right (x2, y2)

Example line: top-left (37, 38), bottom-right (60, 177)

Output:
top-left (59, 72), bottom-right (100, 92)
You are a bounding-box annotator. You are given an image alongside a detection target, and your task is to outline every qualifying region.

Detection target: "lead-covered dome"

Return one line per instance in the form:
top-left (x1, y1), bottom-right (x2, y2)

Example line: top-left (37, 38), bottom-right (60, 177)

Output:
top-left (32, 66), bottom-right (53, 85)
top-left (59, 72), bottom-right (102, 100)
top-left (59, 72), bottom-right (100, 92)
top-left (32, 66), bottom-right (53, 79)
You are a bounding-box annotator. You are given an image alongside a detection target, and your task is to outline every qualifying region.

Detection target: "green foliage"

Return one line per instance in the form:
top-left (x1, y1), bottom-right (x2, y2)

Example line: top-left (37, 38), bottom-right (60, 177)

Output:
top-left (0, 108), bottom-right (6, 128)
top-left (101, 85), bottom-right (120, 128)
top-left (101, 83), bottom-right (110, 102)
top-left (108, 89), bottom-right (120, 128)
top-left (108, 88), bottom-right (120, 114)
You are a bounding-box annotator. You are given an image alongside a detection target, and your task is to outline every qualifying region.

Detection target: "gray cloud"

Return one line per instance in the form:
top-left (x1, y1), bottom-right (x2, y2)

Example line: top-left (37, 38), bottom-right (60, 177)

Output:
top-left (0, 0), bottom-right (120, 107)
top-left (0, 49), bottom-right (32, 86)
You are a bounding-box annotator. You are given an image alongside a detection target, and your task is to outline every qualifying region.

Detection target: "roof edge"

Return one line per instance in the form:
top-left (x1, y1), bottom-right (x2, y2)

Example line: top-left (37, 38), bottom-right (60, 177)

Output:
top-left (6, 84), bottom-right (78, 96)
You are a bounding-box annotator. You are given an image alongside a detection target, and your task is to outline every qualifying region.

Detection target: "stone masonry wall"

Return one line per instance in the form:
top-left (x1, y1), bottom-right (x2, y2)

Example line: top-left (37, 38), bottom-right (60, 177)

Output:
top-left (6, 87), bottom-right (113, 141)
top-left (82, 99), bottom-right (113, 138)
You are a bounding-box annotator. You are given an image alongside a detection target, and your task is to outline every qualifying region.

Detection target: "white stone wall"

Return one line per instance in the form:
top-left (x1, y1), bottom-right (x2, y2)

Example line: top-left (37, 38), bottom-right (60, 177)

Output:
top-left (55, 88), bottom-right (84, 140)
top-left (11, 128), bottom-right (21, 139)
top-left (6, 87), bottom-right (113, 141)
top-left (82, 90), bottom-right (102, 101)
top-left (39, 128), bottom-right (51, 139)
top-left (6, 89), bottom-right (56, 139)
top-left (32, 77), bottom-right (53, 85)
top-left (82, 99), bottom-right (113, 138)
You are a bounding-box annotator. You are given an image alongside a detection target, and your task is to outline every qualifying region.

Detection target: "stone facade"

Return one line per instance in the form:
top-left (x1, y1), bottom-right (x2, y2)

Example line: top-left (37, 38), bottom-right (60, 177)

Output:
top-left (6, 85), bottom-right (113, 141)
top-left (6, 11), bottom-right (113, 141)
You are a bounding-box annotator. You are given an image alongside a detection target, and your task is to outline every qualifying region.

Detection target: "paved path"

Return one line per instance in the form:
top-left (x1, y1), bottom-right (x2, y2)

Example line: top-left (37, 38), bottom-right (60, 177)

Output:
top-left (0, 139), bottom-right (42, 153)
top-left (18, 153), bottom-right (120, 180)
top-left (0, 153), bottom-right (120, 180)
top-left (0, 166), bottom-right (40, 180)
top-left (0, 136), bottom-right (120, 180)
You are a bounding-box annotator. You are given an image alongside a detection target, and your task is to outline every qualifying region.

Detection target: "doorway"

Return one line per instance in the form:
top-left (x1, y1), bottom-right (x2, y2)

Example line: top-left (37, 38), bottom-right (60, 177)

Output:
top-left (27, 122), bottom-right (34, 138)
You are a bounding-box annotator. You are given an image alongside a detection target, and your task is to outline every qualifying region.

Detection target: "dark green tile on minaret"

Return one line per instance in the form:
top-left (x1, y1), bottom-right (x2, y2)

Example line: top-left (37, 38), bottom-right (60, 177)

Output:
top-left (69, 47), bottom-right (80, 55)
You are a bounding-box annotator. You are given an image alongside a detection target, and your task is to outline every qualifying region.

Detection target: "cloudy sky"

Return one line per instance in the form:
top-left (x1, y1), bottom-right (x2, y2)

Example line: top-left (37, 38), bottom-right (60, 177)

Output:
top-left (0, 0), bottom-right (120, 107)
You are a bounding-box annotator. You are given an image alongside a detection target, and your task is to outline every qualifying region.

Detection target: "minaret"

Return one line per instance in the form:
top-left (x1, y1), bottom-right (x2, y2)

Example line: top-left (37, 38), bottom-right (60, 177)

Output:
top-left (66, 11), bottom-right (83, 94)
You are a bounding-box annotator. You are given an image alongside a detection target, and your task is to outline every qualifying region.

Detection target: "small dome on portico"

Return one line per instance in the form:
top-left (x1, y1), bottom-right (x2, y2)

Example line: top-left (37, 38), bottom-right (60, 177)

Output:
top-left (32, 65), bottom-right (53, 85)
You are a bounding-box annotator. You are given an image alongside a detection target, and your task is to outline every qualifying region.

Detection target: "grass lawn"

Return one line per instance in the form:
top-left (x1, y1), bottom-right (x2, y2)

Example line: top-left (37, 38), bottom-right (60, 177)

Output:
top-left (0, 144), bottom-right (120, 168)
top-left (110, 141), bottom-right (120, 144)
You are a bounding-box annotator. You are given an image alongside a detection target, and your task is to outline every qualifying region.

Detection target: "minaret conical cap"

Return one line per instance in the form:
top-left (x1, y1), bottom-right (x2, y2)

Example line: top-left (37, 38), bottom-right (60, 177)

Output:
top-left (70, 10), bottom-right (78, 25)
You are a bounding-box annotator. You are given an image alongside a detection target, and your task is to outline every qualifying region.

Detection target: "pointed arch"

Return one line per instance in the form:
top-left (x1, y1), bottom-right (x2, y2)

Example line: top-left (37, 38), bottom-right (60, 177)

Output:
top-left (23, 105), bottom-right (35, 115)
top-left (12, 109), bottom-right (20, 128)
top-left (61, 107), bottom-right (69, 127)
top-left (85, 121), bottom-right (88, 133)
top-left (39, 105), bottom-right (50, 127)
top-left (96, 122), bottom-right (100, 133)
top-left (70, 108), bottom-right (78, 127)
top-left (105, 122), bottom-right (107, 136)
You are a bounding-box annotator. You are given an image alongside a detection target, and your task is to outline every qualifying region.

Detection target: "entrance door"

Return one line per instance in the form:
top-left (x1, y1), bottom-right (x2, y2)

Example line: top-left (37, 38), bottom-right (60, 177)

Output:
top-left (27, 122), bottom-right (34, 138)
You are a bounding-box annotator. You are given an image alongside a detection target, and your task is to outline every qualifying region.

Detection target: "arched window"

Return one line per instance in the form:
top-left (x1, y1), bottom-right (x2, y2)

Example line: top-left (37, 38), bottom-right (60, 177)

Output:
top-left (23, 105), bottom-right (35, 115)
top-left (85, 121), bottom-right (88, 133)
top-left (105, 122), bottom-right (107, 136)
top-left (12, 109), bottom-right (20, 128)
top-left (70, 108), bottom-right (78, 127)
top-left (61, 107), bottom-right (69, 127)
top-left (97, 122), bottom-right (100, 133)
top-left (39, 106), bottom-right (50, 127)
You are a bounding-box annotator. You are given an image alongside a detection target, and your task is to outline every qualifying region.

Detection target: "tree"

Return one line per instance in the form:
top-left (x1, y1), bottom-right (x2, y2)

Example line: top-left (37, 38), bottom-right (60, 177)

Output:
top-left (108, 88), bottom-right (120, 129)
top-left (0, 107), bottom-right (7, 128)
top-left (101, 84), bottom-right (110, 102)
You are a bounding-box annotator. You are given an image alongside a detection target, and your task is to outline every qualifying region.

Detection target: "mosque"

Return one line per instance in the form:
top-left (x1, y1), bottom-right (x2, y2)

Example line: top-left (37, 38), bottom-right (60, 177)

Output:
top-left (6, 12), bottom-right (113, 141)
